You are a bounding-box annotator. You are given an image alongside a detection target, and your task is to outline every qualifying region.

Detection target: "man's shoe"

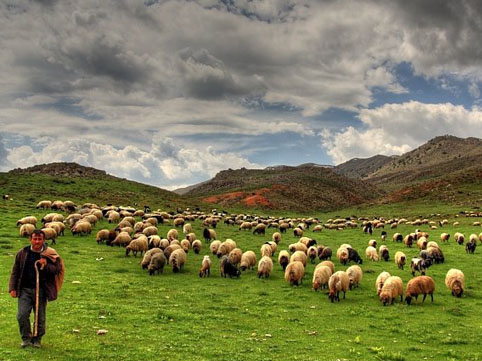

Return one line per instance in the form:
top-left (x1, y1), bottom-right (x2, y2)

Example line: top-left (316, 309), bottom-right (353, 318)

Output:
top-left (20, 340), bottom-right (31, 348)
top-left (32, 341), bottom-right (41, 348)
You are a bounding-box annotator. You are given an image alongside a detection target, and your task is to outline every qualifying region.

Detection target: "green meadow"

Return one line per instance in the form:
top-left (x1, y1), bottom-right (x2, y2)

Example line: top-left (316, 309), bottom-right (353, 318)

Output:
top-left (0, 177), bottom-right (481, 361)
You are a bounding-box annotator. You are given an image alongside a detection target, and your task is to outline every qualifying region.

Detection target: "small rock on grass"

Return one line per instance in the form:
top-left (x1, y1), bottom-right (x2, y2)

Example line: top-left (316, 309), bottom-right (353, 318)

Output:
top-left (97, 329), bottom-right (108, 335)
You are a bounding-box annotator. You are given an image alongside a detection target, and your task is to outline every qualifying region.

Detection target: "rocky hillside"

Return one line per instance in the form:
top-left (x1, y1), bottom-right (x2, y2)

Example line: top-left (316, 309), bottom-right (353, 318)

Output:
top-left (185, 165), bottom-right (381, 211)
top-left (9, 162), bottom-right (110, 178)
top-left (334, 155), bottom-right (396, 179)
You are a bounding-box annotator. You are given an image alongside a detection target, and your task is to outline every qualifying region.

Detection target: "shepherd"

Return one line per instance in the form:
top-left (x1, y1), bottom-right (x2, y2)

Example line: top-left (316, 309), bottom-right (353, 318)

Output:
top-left (9, 230), bottom-right (65, 348)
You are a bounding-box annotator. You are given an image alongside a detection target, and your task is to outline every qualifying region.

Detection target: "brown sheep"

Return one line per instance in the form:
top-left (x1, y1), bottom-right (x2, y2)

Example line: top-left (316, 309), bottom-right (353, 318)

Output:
top-left (240, 251), bottom-right (257, 271)
top-left (180, 239), bottom-right (191, 253)
top-left (445, 269), bottom-right (464, 298)
top-left (143, 226), bottom-right (158, 237)
top-left (260, 243), bottom-right (273, 258)
top-left (96, 229), bottom-right (110, 244)
top-left (19, 224), bottom-right (35, 237)
top-left (394, 251), bottom-right (406, 270)
top-left (164, 244), bottom-right (182, 260)
top-left (199, 256), bottom-right (211, 278)
top-left (346, 265), bottom-right (363, 289)
top-left (210, 240), bottom-right (221, 255)
top-left (192, 240), bottom-right (202, 254)
top-left (365, 246), bottom-right (378, 261)
top-left (141, 248), bottom-right (163, 269)
top-left (404, 234), bottom-right (414, 248)
top-left (440, 233), bottom-right (450, 242)
top-left (405, 276), bottom-right (436, 305)
top-left (289, 242), bottom-right (308, 254)
top-left (167, 228), bottom-right (179, 242)
top-left (229, 248), bottom-right (243, 265)
top-left (307, 246), bottom-right (317, 264)
top-left (284, 261), bottom-right (305, 286)
top-left (126, 238), bottom-right (148, 257)
top-left (272, 232), bottom-right (281, 244)
top-left (257, 256), bottom-right (273, 278)
top-left (169, 249), bottom-right (186, 273)
top-left (328, 271), bottom-right (350, 302)
top-left (379, 276), bottom-right (403, 306)
top-left (319, 247), bottom-right (332, 260)
top-left (290, 251), bottom-right (307, 267)
top-left (148, 252), bottom-right (167, 275)
top-left (320, 260), bottom-right (335, 274)
top-left (278, 250), bottom-right (290, 271)
top-left (41, 228), bottom-right (57, 244)
top-left (312, 265), bottom-right (332, 291)
top-left (111, 231), bottom-right (131, 247)
top-left (375, 271), bottom-right (391, 296)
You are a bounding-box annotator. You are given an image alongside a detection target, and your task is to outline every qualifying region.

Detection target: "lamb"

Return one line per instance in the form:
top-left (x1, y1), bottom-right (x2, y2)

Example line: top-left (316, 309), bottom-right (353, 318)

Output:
top-left (148, 252), bottom-right (167, 275)
top-left (394, 251), bottom-right (406, 270)
top-left (210, 240), bottom-right (221, 255)
top-left (454, 232), bottom-right (465, 245)
top-left (320, 260), bottom-right (335, 274)
top-left (192, 240), bottom-right (202, 254)
top-left (36, 200), bottom-right (52, 209)
top-left (260, 243), bottom-right (273, 257)
top-left (19, 224), bottom-right (35, 237)
top-left (379, 276), bottom-right (403, 305)
top-left (284, 261), bottom-right (305, 286)
top-left (290, 251), bottom-right (307, 267)
top-left (16, 216), bottom-right (37, 227)
top-left (312, 265), bottom-right (332, 291)
top-left (405, 276), bottom-right (436, 305)
top-left (141, 248), bottom-right (163, 269)
top-left (240, 251), bottom-right (257, 271)
top-left (257, 256), bottom-right (274, 278)
top-left (392, 233), bottom-right (403, 243)
top-left (365, 246), bottom-right (379, 261)
top-left (96, 229), bottom-right (110, 244)
top-left (268, 241), bottom-right (277, 256)
top-left (203, 228), bottom-right (217, 242)
top-left (278, 250), bottom-right (290, 270)
top-left (319, 247), bottom-right (332, 260)
top-left (381, 231), bottom-right (387, 242)
top-left (289, 242), bottom-right (308, 254)
top-left (199, 256), bottom-right (211, 278)
top-left (346, 265), bottom-right (363, 289)
top-left (308, 246), bottom-right (317, 264)
top-left (111, 231), bottom-right (132, 247)
top-left (328, 271), bottom-right (350, 302)
top-left (403, 234), bottom-right (414, 248)
top-left (440, 233), bottom-right (450, 242)
top-left (229, 248), bottom-right (243, 265)
top-left (169, 249), bottom-right (186, 273)
top-left (220, 255), bottom-right (241, 278)
top-left (379, 245), bottom-right (389, 262)
top-left (445, 269), bottom-right (464, 297)
top-left (375, 271), bottom-right (391, 296)
top-left (272, 232), bottom-right (281, 244)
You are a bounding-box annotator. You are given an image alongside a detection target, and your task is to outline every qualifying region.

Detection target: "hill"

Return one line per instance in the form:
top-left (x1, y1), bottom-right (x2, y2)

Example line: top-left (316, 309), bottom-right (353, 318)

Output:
top-left (185, 165), bottom-right (381, 211)
top-left (334, 154), bottom-right (396, 179)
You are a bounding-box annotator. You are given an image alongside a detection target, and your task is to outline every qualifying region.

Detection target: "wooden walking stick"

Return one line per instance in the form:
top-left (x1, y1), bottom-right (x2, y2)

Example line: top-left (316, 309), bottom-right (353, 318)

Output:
top-left (33, 259), bottom-right (42, 338)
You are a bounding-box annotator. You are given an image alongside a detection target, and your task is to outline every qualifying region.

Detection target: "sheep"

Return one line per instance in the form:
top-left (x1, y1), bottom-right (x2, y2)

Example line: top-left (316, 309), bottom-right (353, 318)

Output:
top-left (347, 247), bottom-right (363, 264)
top-left (346, 265), bottom-right (363, 289)
top-left (253, 223), bottom-right (266, 235)
top-left (368, 239), bottom-right (377, 248)
top-left (126, 238), bottom-right (148, 257)
top-left (427, 246), bottom-right (445, 264)
top-left (180, 239), bottom-right (191, 253)
top-left (96, 229), bottom-right (110, 244)
top-left (392, 233), bottom-right (403, 243)
top-left (229, 248), bottom-right (243, 265)
top-left (479, 232), bottom-right (482, 243)
top-left (293, 227), bottom-right (303, 237)
top-left (210, 240), bottom-right (221, 255)
top-left (40, 227), bottom-right (57, 245)
top-left (284, 261), bottom-right (305, 286)
top-left (405, 276), bottom-right (436, 305)
top-left (51, 200), bottom-right (64, 210)
top-left (328, 271), bottom-right (350, 302)
top-left (71, 221), bottom-right (92, 237)
top-left (272, 232), bottom-right (281, 244)
top-left (142, 226), bottom-right (158, 237)
top-left (417, 236), bottom-right (428, 250)
top-left (410, 257), bottom-right (431, 276)
top-left (148, 252), bottom-right (167, 275)
top-left (312, 265), bottom-right (332, 291)
top-left (148, 235), bottom-right (162, 249)
top-left (260, 243), bottom-right (273, 258)
top-left (379, 245), bottom-right (389, 262)
top-left (469, 234), bottom-right (479, 244)
top-left (289, 242), bottom-right (308, 254)
top-left (169, 249), bottom-right (186, 273)
top-left (278, 250), bottom-right (290, 271)
top-left (381, 231), bottom-right (387, 242)
top-left (45, 221), bottom-right (65, 236)
top-left (42, 213), bottom-right (62, 223)
top-left (440, 233), bottom-right (450, 242)
top-left (16, 216), bottom-right (37, 227)
top-left (220, 255), bottom-right (241, 278)
top-left (107, 211), bottom-right (120, 223)
top-left (313, 225), bottom-right (323, 232)
top-left (308, 246), bottom-right (317, 264)
top-left (192, 240), bottom-right (202, 254)
top-left (320, 260), bottom-right (335, 274)
top-left (403, 234), bottom-right (414, 248)
top-left (379, 276), bottom-right (403, 306)
top-left (186, 232), bottom-right (196, 244)
top-left (111, 231), bottom-right (132, 247)
top-left (240, 251), bottom-right (257, 271)
top-left (145, 217), bottom-right (158, 227)
top-left (319, 247), bottom-right (332, 260)
top-left (394, 251), bottom-right (406, 270)
top-left (182, 223), bottom-right (192, 235)
top-left (199, 256), bottom-right (211, 278)
top-left (257, 256), bottom-right (274, 278)
top-left (365, 246), bottom-right (379, 261)
top-left (217, 241), bottom-right (236, 258)
top-left (299, 237), bottom-right (316, 248)
top-left (19, 224), bottom-right (35, 237)
top-left (239, 222), bottom-right (252, 231)
top-left (445, 269), bottom-right (465, 298)
top-left (164, 244), bottom-right (182, 259)
top-left (337, 246), bottom-right (349, 265)
top-left (375, 271), bottom-right (391, 296)
top-left (454, 232), bottom-right (465, 245)
top-left (203, 228), bottom-right (217, 242)
top-left (36, 200), bottom-right (52, 209)
top-left (141, 248), bottom-right (163, 269)
top-left (159, 238), bottom-right (170, 250)
top-left (290, 251), bottom-right (307, 267)
top-left (466, 240), bottom-right (477, 254)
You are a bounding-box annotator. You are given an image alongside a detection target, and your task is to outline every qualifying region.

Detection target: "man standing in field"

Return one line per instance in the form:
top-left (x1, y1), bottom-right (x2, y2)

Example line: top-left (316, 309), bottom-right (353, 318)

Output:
top-left (9, 230), bottom-right (65, 348)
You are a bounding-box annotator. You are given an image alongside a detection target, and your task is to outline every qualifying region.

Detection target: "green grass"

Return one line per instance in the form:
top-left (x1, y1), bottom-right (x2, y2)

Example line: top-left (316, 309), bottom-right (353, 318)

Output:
top-left (1, 194), bottom-right (482, 360)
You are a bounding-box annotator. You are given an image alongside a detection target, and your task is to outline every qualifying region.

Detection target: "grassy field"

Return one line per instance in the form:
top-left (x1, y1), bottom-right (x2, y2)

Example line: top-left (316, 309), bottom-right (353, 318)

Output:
top-left (1, 196), bottom-right (482, 361)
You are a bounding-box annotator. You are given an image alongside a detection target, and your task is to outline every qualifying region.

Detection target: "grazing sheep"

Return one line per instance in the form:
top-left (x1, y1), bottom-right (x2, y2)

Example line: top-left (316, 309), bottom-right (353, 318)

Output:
top-left (381, 231), bottom-right (387, 242)
top-left (405, 276), bottom-right (436, 305)
top-left (308, 246), bottom-right (317, 264)
top-left (96, 229), bottom-right (110, 244)
top-left (192, 240), bottom-right (202, 254)
top-left (312, 265), bottom-right (332, 291)
top-left (379, 276), bottom-right (403, 306)
top-left (145, 217), bottom-right (158, 227)
top-left (268, 241), bottom-right (277, 256)
top-left (272, 232), bottom-right (281, 244)
top-left (19, 224), bottom-right (35, 237)
top-left (71, 221), bottom-right (92, 237)
top-left (40, 227), bottom-right (57, 244)
top-left (182, 223), bottom-right (192, 235)
top-left (199, 255), bottom-right (211, 278)
top-left (290, 251), bottom-right (307, 267)
top-left (36, 200), bottom-right (52, 209)
top-left (479, 232), bottom-right (482, 242)
top-left (253, 223), bottom-right (266, 235)
top-left (466, 240), bottom-right (477, 254)
top-left (148, 252), bottom-right (167, 275)
top-left (404, 234), bottom-right (414, 248)
top-left (346, 265), bottom-right (363, 289)
top-left (141, 248), bottom-right (163, 269)
top-left (368, 239), bottom-right (377, 248)
top-left (394, 251), bottom-right (406, 270)
top-left (229, 248), bottom-right (243, 265)
top-left (365, 246), bottom-right (379, 261)
top-left (328, 271), bottom-right (350, 302)
top-left (180, 239), bottom-right (191, 253)
top-left (16, 216), bottom-right (37, 227)
top-left (293, 227), bottom-right (303, 237)
top-left (392, 233), bottom-right (403, 243)
top-left (239, 222), bottom-right (252, 231)
top-left (289, 242), bottom-right (308, 254)
top-left (337, 246), bottom-right (349, 265)
top-left (427, 246), bottom-right (445, 264)
top-left (257, 256), bottom-right (274, 278)
top-left (319, 247), bottom-right (332, 260)
top-left (313, 225), bottom-right (323, 232)
top-left (240, 251), bottom-right (257, 271)
top-left (320, 260), bottom-right (335, 274)
top-left (45, 221), bottom-right (65, 236)
top-left (210, 240), bottom-right (221, 255)
top-left (148, 235), bottom-right (162, 249)
top-left (469, 234), bottom-right (479, 244)
top-left (142, 226), bottom-right (158, 237)
top-left (111, 231), bottom-right (132, 247)
top-left (203, 228), bottom-right (217, 242)
top-left (410, 257), bottom-right (431, 276)
top-left (217, 240), bottom-right (236, 258)
top-left (169, 249), bottom-right (186, 273)
top-left (299, 237), bottom-right (317, 248)
top-left (347, 247), bottom-right (363, 264)
top-left (454, 232), bottom-right (465, 245)
top-left (379, 245), bottom-right (389, 262)
top-left (445, 269), bottom-right (465, 298)
top-left (164, 244), bottom-right (182, 260)
top-left (375, 271), bottom-right (391, 296)
top-left (260, 243), bottom-right (273, 258)
top-left (220, 255), bottom-right (241, 278)
top-left (440, 233), bottom-right (450, 242)
top-left (159, 238), bottom-right (170, 250)
top-left (284, 261), bottom-right (305, 286)
top-left (417, 236), bottom-right (428, 250)
top-left (173, 217), bottom-right (185, 228)
top-left (278, 250), bottom-right (290, 271)
top-left (186, 232), bottom-right (196, 243)
top-left (107, 211), bottom-right (120, 223)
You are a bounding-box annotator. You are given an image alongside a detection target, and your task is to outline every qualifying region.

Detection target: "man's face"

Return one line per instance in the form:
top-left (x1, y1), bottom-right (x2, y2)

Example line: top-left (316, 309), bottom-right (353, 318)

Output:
top-left (30, 234), bottom-right (45, 251)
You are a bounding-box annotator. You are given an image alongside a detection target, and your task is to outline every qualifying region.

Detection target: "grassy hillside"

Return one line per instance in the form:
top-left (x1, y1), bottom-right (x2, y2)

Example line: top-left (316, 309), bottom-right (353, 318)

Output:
top-left (334, 155), bottom-right (395, 179)
top-left (1, 196), bottom-right (482, 361)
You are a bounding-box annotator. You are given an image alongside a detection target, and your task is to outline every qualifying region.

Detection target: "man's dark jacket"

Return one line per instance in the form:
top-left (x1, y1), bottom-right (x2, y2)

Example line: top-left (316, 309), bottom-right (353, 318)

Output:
top-left (9, 246), bottom-right (62, 301)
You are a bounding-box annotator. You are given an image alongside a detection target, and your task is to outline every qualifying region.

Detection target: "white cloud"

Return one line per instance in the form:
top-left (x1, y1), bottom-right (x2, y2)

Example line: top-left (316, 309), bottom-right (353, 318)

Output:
top-left (322, 101), bottom-right (482, 164)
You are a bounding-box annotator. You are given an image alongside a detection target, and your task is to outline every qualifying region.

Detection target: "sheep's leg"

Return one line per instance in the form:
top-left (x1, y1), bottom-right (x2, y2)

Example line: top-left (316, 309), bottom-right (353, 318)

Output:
top-left (422, 294), bottom-right (427, 303)
top-left (430, 293), bottom-right (433, 302)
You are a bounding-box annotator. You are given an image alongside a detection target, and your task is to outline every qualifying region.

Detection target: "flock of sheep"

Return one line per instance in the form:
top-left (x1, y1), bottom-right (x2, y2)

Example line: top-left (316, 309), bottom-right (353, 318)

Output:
top-left (15, 199), bottom-right (482, 305)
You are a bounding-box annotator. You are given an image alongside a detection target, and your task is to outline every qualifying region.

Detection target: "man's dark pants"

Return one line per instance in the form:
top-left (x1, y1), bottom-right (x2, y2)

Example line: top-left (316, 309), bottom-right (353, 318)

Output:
top-left (17, 288), bottom-right (47, 342)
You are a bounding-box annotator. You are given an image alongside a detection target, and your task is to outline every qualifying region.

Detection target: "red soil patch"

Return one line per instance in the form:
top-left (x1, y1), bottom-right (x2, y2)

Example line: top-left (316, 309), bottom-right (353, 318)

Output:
top-left (203, 188), bottom-right (275, 207)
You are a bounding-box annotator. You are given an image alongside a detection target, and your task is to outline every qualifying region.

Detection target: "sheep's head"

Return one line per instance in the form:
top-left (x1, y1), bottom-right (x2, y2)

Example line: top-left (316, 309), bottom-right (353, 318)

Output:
top-left (452, 281), bottom-right (463, 297)
top-left (405, 295), bottom-right (413, 305)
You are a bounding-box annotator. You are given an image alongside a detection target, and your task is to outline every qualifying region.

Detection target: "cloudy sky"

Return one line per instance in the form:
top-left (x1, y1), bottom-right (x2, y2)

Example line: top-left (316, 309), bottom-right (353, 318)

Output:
top-left (1, 0), bottom-right (482, 189)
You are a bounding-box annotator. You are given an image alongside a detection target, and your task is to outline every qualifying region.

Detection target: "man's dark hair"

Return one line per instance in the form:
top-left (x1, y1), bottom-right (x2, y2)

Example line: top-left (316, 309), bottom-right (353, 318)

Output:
top-left (30, 229), bottom-right (46, 239)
